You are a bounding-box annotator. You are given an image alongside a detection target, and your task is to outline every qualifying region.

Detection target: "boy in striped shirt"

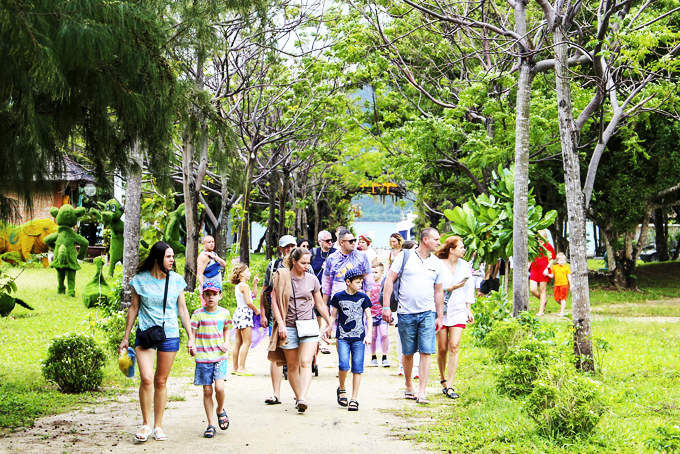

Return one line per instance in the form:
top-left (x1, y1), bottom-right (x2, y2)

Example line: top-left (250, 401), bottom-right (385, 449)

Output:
top-left (189, 281), bottom-right (232, 438)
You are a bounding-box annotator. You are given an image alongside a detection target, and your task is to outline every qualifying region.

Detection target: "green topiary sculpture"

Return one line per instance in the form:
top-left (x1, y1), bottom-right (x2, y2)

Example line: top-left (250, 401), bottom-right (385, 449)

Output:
top-left (82, 256), bottom-right (110, 308)
top-left (44, 205), bottom-right (90, 297)
top-left (90, 199), bottom-right (124, 277)
top-left (162, 203), bottom-right (186, 253)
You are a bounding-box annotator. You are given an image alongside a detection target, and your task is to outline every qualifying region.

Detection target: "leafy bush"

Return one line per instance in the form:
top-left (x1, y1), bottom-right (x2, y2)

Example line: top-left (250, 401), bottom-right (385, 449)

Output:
top-left (42, 333), bottom-right (107, 393)
top-left (98, 311), bottom-right (136, 353)
top-left (496, 338), bottom-right (556, 397)
top-left (524, 362), bottom-right (606, 438)
top-left (484, 318), bottom-right (531, 358)
top-left (645, 426), bottom-right (680, 453)
top-left (470, 290), bottom-right (512, 340)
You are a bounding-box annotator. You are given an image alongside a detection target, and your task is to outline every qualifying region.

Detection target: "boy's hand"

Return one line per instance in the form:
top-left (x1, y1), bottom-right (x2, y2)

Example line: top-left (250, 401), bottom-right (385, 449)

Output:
top-left (364, 337), bottom-right (372, 346)
top-left (219, 342), bottom-right (229, 353)
top-left (323, 324), bottom-right (332, 340)
top-left (187, 340), bottom-right (196, 356)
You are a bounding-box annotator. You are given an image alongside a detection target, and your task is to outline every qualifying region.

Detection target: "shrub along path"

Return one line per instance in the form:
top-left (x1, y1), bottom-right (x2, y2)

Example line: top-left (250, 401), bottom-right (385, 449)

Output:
top-left (0, 332), bottom-right (430, 454)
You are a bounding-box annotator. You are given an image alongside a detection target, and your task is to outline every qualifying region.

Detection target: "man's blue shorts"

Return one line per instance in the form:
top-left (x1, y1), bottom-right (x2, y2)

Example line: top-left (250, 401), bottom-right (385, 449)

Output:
top-left (134, 330), bottom-right (180, 352)
top-left (337, 338), bottom-right (365, 374)
top-left (194, 360), bottom-right (228, 386)
top-left (397, 311), bottom-right (436, 355)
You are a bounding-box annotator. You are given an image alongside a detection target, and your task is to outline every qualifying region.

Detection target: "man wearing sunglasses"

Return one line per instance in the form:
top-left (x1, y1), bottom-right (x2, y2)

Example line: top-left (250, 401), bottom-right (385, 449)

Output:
top-left (310, 230), bottom-right (336, 284)
top-left (322, 229), bottom-right (373, 306)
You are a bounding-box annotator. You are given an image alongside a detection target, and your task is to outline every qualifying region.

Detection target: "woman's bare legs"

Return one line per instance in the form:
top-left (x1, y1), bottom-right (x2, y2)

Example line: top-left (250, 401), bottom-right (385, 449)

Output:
top-left (436, 328), bottom-right (449, 390)
top-left (135, 347), bottom-right (177, 438)
top-left (445, 327), bottom-right (465, 388)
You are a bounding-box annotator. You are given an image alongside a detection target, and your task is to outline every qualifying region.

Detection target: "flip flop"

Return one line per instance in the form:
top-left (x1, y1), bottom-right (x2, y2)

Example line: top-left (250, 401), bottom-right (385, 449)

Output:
top-left (265, 396), bottom-right (281, 405)
top-left (234, 371), bottom-right (254, 376)
top-left (416, 397), bottom-right (430, 405)
top-left (404, 392), bottom-right (417, 400)
top-left (217, 409), bottom-right (229, 430)
top-left (134, 425), bottom-right (151, 442)
top-left (296, 399), bottom-right (308, 412)
top-left (204, 425), bottom-right (217, 438)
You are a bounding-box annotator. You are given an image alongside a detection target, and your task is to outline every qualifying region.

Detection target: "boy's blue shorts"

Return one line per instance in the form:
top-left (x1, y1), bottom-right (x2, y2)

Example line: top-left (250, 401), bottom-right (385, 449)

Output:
top-left (194, 360), bottom-right (228, 386)
top-left (337, 338), bottom-right (365, 374)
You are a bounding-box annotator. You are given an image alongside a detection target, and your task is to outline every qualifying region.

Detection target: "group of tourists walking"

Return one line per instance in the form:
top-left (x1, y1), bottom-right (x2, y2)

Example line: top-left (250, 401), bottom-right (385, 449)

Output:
top-left (117, 226), bottom-right (479, 442)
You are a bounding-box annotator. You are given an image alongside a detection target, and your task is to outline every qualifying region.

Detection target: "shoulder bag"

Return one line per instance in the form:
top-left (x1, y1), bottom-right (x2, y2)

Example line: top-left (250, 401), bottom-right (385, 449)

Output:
top-left (136, 272), bottom-right (170, 349)
top-left (380, 249), bottom-right (410, 312)
top-left (292, 276), bottom-right (320, 338)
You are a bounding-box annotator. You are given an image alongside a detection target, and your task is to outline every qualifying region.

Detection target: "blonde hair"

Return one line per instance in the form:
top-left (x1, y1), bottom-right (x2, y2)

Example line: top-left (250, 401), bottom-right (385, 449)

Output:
top-left (230, 263), bottom-right (248, 284)
top-left (556, 252), bottom-right (567, 261)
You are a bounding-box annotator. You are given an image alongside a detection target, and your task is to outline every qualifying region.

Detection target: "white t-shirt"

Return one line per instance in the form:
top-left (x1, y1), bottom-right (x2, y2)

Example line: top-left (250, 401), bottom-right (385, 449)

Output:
top-left (442, 258), bottom-right (475, 326)
top-left (389, 249), bottom-right (443, 314)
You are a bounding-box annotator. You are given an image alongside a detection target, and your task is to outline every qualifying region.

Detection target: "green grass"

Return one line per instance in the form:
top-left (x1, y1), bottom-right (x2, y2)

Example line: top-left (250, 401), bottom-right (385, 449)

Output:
top-left (0, 253), bottom-right (271, 429)
top-left (402, 320), bottom-right (680, 453)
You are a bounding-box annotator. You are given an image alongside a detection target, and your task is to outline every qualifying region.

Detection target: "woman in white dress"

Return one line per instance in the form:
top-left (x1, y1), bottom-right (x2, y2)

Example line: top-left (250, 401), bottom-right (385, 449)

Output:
top-left (434, 236), bottom-right (475, 399)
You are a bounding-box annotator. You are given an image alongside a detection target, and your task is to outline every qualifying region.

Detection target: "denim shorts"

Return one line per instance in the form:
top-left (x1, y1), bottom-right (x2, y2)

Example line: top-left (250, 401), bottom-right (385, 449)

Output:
top-left (134, 330), bottom-right (180, 352)
top-left (194, 360), bottom-right (228, 386)
top-left (397, 311), bottom-right (437, 355)
top-left (281, 327), bottom-right (320, 350)
top-left (337, 338), bottom-right (365, 374)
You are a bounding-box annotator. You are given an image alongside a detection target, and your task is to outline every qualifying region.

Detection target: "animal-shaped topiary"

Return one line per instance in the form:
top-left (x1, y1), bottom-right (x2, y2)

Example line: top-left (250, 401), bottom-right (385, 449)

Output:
top-left (82, 257), bottom-right (111, 308)
top-left (90, 199), bottom-right (124, 278)
top-left (43, 205), bottom-right (90, 297)
top-left (162, 203), bottom-right (186, 254)
top-left (0, 219), bottom-right (58, 267)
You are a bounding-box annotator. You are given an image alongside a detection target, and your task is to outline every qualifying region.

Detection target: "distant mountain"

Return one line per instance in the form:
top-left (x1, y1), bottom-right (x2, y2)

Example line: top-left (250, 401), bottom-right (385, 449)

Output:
top-left (353, 195), bottom-right (414, 222)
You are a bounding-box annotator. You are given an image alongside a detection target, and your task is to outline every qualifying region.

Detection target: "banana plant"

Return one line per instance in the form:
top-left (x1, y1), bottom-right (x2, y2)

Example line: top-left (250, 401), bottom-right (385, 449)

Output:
top-left (444, 165), bottom-right (557, 267)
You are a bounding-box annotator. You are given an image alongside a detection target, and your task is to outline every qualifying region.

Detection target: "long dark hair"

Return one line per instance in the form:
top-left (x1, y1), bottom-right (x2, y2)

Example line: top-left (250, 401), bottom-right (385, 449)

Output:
top-left (137, 241), bottom-right (174, 274)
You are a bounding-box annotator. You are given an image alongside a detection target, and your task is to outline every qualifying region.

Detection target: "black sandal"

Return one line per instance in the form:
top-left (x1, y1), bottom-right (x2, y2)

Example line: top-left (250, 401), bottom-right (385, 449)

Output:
top-left (444, 388), bottom-right (460, 399)
top-left (204, 425), bottom-right (217, 438)
top-left (337, 388), bottom-right (348, 407)
top-left (264, 396), bottom-right (281, 405)
top-left (348, 399), bottom-right (359, 411)
top-left (440, 379), bottom-right (447, 393)
top-left (217, 409), bottom-right (229, 430)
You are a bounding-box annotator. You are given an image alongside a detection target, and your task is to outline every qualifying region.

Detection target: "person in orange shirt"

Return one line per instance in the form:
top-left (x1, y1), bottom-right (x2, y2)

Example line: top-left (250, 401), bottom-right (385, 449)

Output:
top-left (547, 253), bottom-right (571, 316)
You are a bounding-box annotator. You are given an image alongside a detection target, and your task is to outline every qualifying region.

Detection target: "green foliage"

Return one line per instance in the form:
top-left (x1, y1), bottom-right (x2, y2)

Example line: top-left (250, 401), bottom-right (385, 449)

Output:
top-left (445, 166), bottom-right (558, 266)
top-left (496, 338), bottom-right (556, 398)
top-left (42, 333), bottom-right (107, 393)
top-left (469, 290), bottom-right (512, 340)
top-left (524, 362), bottom-right (607, 438)
top-left (645, 426), bottom-right (680, 453)
top-left (140, 184), bottom-right (178, 246)
top-left (483, 317), bottom-right (531, 358)
top-left (97, 311), bottom-right (136, 354)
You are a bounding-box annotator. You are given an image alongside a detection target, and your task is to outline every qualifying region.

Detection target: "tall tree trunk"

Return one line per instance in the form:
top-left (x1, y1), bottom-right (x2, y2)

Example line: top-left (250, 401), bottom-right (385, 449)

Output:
top-left (278, 170), bottom-right (290, 238)
top-left (654, 208), bottom-right (669, 261)
top-left (182, 131), bottom-right (199, 290)
top-left (511, 0), bottom-right (533, 316)
top-left (215, 168), bottom-right (231, 259)
top-left (121, 140), bottom-right (143, 309)
top-left (553, 24), bottom-right (593, 370)
top-left (239, 147), bottom-right (256, 266)
top-left (183, 53), bottom-right (210, 290)
top-left (266, 171), bottom-right (278, 260)
top-left (313, 199), bottom-right (321, 247)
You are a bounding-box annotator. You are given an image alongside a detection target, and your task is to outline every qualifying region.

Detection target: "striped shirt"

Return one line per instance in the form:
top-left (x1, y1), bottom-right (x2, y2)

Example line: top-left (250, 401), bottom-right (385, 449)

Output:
top-left (190, 307), bottom-right (232, 363)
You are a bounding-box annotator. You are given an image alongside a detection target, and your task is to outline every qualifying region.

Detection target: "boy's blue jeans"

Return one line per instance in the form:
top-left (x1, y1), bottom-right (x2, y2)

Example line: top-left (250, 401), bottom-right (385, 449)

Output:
top-left (337, 338), bottom-right (365, 374)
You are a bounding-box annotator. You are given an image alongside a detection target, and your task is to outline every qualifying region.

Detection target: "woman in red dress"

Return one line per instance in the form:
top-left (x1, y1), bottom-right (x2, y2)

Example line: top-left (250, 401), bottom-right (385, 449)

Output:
top-left (529, 230), bottom-right (555, 316)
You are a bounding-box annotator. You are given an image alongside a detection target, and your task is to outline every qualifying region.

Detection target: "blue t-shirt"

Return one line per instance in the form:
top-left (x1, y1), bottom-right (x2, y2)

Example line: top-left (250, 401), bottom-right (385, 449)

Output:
top-left (329, 290), bottom-right (372, 341)
top-left (130, 270), bottom-right (187, 339)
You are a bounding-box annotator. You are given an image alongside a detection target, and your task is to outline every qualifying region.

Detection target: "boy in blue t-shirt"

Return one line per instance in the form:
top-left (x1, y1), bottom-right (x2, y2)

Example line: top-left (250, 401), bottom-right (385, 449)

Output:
top-left (329, 268), bottom-right (373, 411)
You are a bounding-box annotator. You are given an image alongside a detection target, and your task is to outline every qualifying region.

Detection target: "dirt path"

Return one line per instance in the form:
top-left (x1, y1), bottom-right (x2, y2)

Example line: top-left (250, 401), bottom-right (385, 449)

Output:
top-left (0, 334), bottom-right (431, 454)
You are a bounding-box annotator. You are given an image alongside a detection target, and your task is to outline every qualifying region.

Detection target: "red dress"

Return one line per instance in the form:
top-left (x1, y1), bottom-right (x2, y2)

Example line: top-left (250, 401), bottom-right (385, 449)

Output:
top-left (529, 242), bottom-right (555, 283)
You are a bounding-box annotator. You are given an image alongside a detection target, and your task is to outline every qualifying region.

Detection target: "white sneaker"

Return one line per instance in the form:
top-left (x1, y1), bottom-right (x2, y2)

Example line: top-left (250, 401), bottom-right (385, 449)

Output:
top-left (412, 366), bottom-right (419, 380)
top-left (397, 365), bottom-right (404, 376)
top-left (369, 358), bottom-right (379, 367)
top-left (382, 359), bottom-right (391, 367)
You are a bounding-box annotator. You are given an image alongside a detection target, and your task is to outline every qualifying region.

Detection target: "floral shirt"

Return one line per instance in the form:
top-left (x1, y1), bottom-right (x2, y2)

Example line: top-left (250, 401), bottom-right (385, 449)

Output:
top-left (321, 250), bottom-right (373, 299)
